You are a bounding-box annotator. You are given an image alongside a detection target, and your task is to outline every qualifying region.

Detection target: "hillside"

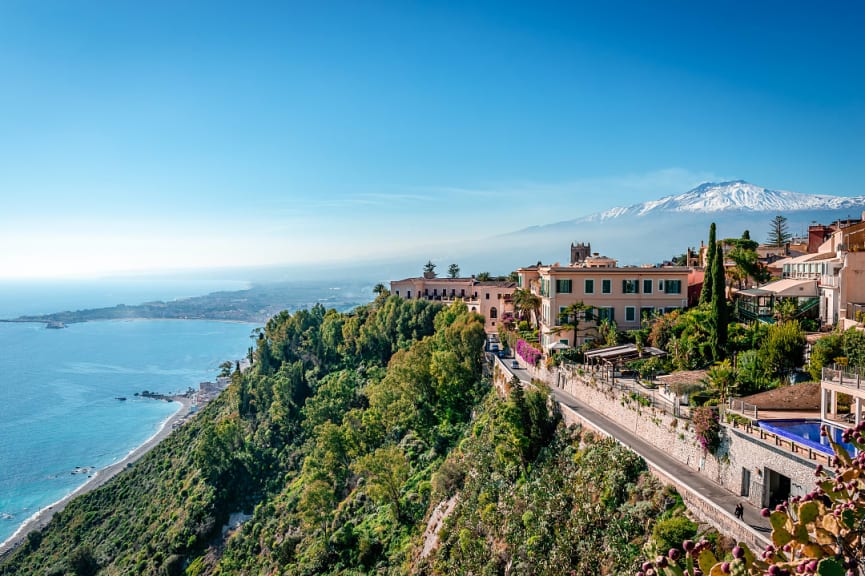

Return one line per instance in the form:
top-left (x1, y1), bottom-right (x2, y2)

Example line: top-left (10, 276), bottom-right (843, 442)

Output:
top-left (0, 297), bottom-right (674, 575)
top-left (3, 281), bottom-right (368, 325)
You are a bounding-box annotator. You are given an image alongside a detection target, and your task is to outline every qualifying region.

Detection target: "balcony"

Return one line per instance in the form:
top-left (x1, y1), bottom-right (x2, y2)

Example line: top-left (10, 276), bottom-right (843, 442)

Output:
top-left (845, 302), bottom-right (865, 322)
top-left (818, 275), bottom-right (839, 288)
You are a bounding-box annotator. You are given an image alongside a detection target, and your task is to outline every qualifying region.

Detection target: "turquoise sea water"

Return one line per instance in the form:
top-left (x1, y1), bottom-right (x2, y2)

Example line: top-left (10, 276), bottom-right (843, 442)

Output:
top-left (0, 318), bottom-right (254, 544)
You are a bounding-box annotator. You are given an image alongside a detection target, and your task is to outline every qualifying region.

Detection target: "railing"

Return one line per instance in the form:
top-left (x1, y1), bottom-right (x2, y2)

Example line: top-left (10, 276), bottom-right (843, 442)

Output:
top-left (730, 423), bottom-right (832, 466)
top-left (822, 365), bottom-right (864, 390)
top-left (728, 399), bottom-right (759, 419)
top-left (845, 302), bottom-right (865, 322)
top-left (819, 275), bottom-right (839, 288)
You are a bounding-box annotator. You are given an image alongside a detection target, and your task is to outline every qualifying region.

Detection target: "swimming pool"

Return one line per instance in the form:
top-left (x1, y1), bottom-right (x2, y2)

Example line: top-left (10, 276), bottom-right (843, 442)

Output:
top-left (758, 419), bottom-right (859, 457)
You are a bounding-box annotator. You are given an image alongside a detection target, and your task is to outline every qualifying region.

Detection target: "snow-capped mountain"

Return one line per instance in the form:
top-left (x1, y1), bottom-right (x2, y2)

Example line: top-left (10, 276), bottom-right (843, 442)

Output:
top-left (580, 180), bottom-right (865, 222)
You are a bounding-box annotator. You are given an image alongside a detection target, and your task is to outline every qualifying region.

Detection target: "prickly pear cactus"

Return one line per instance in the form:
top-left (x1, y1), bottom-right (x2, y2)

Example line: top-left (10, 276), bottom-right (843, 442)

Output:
top-left (637, 422), bottom-right (865, 576)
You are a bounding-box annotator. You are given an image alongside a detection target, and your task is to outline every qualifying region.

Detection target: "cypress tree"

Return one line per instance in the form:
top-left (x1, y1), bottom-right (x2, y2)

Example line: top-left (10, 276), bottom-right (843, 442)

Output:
top-left (710, 239), bottom-right (728, 361)
top-left (699, 223), bottom-right (716, 305)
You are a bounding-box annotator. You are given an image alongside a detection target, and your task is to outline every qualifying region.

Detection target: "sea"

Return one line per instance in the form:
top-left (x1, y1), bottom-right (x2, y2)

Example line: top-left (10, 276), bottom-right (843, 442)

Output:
top-left (0, 279), bottom-right (257, 545)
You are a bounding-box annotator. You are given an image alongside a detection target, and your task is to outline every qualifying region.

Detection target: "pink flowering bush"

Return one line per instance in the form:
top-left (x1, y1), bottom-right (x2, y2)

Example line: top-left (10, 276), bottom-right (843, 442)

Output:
top-left (691, 406), bottom-right (720, 453)
top-left (516, 339), bottom-right (542, 366)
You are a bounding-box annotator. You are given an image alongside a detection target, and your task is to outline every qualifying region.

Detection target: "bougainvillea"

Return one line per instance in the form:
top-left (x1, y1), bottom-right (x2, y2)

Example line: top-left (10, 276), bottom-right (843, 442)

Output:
top-left (691, 406), bottom-right (721, 453)
top-left (516, 339), bottom-right (542, 366)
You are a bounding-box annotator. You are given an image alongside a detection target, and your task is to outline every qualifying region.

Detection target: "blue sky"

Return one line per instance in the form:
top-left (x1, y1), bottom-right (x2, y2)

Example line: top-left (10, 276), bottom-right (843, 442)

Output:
top-left (1, 1), bottom-right (863, 278)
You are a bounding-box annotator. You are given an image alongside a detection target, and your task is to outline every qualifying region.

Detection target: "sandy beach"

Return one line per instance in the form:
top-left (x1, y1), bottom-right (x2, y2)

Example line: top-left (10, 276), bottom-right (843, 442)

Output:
top-left (0, 395), bottom-right (194, 558)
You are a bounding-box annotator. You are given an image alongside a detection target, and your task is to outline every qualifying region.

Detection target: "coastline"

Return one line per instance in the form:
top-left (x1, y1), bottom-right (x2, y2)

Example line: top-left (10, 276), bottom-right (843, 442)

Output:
top-left (0, 395), bottom-right (194, 558)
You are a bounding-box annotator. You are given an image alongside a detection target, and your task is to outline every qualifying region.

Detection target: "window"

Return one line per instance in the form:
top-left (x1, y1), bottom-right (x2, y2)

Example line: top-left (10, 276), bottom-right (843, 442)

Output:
top-left (663, 280), bottom-right (682, 294)
top-left (490, 307), bottom-right (497, 319)
top-left (406, 290), bottom-right (411, 298)
top-left (641, 306), bottom-right (654, 320)
top-left (585, 279), bottom-right (594, 294)
top-left (643, 279), bottom-right (653, 294)
top-left (485, 292), bottom-right (490, 300)
top-left (602, 279), bottom-right (611, 294)
top-left (555, 279), bottom-right (572, 293)
top-left (395, 290), bottom-right (399, 296)
top-left (622, 279), bottom-right (639, 294)
top-left (597, 307), bottom-right (615, 322)
top-left (585, 308), bottom-right (594, 322)
top-left (460, 289), bottom-right (465, 297)
top-left (625, 307), bottom-right (636, 322)
top-left (517, 274), bottom-right (523, 287)
top-left (424, 288), bottom-right (429, 296)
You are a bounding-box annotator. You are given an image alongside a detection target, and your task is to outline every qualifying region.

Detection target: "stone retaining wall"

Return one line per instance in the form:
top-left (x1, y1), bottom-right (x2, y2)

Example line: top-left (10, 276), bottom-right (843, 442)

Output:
top-left (558, 403), bottom-right (768, 550)
top-left (525, 362), bottom-right (817, 509)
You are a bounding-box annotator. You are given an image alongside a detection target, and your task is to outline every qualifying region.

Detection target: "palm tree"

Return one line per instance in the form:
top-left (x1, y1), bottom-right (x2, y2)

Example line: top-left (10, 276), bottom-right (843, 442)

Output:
top-left (448, 264), bottom-right (460, 278)
top-left (773, 298), bottom-right (798, 324)
top-left (373, 283), bottom-right (389, 297)
top-left (705, 358), bottom-right (738, 409)
top-left (512, 288), bottom-right (541, 330)
top-left (554, 301), bottom-right (594, 348)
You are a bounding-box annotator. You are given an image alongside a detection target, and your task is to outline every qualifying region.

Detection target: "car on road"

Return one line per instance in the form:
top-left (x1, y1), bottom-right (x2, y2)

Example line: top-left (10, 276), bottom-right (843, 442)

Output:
top-left (511, 359), bottom-right (519, 369)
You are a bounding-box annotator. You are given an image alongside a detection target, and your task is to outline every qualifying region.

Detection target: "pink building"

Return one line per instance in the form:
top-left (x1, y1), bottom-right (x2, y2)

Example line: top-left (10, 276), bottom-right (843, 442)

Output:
top-left (389, 274), bottom-right (516, 333)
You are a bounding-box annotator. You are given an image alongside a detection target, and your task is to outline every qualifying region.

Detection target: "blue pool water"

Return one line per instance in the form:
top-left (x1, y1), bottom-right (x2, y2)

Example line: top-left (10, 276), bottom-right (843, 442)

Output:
top-left (758, 419), bottom-right (859, 457)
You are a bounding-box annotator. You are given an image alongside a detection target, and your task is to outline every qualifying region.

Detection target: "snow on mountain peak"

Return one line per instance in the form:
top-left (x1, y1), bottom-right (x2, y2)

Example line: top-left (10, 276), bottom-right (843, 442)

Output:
top-left (582, 181), bottom-right (865, 222)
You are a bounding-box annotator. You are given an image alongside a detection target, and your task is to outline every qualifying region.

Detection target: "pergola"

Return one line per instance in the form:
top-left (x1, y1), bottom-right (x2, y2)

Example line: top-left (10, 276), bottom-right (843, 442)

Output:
top-left (583, 343), bottom-right (667, 366)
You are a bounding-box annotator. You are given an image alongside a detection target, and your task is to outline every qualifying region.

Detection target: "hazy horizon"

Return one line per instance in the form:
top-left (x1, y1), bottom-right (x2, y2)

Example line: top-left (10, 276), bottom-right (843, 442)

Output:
top-left (1, 2), bottom-right (863, 279)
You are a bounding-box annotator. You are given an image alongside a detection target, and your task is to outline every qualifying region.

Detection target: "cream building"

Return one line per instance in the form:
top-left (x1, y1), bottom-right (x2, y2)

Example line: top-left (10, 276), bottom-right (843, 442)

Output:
top-left (517, 255), bottom-right (690, 350)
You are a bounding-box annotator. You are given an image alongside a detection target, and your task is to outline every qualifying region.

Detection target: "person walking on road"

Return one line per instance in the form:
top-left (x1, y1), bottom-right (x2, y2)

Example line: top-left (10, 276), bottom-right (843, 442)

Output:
top-left (734, 502), bottom-right (744, 520)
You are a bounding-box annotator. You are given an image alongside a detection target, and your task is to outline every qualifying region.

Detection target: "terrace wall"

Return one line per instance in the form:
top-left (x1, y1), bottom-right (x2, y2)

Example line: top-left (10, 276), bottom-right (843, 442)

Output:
top-left (522, 361), bottom-right (819, 509)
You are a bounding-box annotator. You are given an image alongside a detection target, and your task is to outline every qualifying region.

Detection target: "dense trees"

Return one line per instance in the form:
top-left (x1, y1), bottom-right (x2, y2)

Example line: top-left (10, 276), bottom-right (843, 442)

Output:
top-left (1, 296), bottom-right (447, 575)
top-left (427, 387), bottom-right (671, 576)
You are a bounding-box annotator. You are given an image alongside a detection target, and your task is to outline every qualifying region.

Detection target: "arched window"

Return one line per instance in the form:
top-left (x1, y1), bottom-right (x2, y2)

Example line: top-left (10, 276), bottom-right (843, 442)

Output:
top-left (490, 306), bottom-right (498, 319)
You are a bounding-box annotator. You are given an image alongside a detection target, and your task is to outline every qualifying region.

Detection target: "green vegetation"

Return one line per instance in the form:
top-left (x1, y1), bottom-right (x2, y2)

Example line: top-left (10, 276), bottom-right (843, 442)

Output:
top-left (809, 328), bottom-right (865, 380)
top-left (1, 294), bottom-right (675, 575)
top-left (709, 223), bottom-right (728, 361)
top-left (766, 213), bottom-right (792, 248)
top-left (722, 233), bottom-right (770, 290)
top-left (700, 223), bottom-right (716, 306)
top-left (427, 400), bottom-right (672, 575)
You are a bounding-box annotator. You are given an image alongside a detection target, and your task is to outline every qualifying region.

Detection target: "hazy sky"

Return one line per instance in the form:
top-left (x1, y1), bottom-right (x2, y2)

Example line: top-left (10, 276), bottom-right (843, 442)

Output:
top-left (1, 1), bottom-right (863, 278)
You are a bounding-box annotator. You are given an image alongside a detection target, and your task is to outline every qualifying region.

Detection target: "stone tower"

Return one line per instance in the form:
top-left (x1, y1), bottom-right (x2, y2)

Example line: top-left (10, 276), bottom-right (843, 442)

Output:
top-left (570, 242), bottom-right (591, 265)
